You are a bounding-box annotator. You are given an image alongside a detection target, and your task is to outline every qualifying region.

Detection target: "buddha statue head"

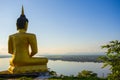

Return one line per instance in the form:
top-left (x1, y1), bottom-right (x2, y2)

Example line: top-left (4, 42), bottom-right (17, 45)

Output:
top-left (16, 6), bottom-right (29, 31)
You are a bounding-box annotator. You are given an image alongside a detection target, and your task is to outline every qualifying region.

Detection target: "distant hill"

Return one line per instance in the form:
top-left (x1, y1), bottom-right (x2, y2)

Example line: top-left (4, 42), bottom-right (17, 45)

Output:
top-left (41, 54), bottom-right (104, 62)
top-left (64, 52), bottom-right (105, 55)
top-left (40, 52), bottom-right (105, 56)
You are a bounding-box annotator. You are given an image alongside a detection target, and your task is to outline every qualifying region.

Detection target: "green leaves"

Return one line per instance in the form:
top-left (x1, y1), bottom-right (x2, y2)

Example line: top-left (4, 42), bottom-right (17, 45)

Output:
top-left (77, 70), bottom-right (97, 78)
top-left (100, 40), bottom-right (120, 80)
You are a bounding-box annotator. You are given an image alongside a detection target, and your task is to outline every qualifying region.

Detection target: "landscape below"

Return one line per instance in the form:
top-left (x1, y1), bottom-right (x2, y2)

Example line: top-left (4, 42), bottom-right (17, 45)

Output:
top-left (0, 54), bottom-right (108, 80)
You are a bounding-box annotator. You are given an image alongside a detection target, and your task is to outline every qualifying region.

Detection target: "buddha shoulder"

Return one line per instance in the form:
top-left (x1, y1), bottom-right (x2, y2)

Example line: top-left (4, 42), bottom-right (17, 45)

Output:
top-left (25, 33), bottom-right (37, 38)
top-left (9, 34), bottom-right (16, 37)
top-left (9, 33), bottom-right (36, 37)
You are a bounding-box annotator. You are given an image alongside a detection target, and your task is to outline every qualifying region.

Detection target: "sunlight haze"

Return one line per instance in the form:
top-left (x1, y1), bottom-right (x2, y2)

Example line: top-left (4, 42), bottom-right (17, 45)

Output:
top-left (0, 0), bottom-right (120, 55)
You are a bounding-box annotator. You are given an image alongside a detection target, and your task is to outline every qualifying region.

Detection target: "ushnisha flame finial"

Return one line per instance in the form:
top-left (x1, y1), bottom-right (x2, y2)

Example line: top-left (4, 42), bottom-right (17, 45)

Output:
top-left (21, 5), bottom-right (24, 15)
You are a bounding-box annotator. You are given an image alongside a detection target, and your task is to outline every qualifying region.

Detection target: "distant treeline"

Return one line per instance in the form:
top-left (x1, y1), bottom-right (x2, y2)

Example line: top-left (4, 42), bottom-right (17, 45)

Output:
top-left (0, 54), bottom-right (104, 62)
top-left (42, 55), bottom-right (105, 62)
top-left (0, 55), bottom-right (11, 58)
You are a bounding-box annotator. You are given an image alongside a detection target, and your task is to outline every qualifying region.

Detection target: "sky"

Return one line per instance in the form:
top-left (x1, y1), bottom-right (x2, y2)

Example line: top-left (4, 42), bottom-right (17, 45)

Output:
top-left (0, 0), bottom-right (120, 55)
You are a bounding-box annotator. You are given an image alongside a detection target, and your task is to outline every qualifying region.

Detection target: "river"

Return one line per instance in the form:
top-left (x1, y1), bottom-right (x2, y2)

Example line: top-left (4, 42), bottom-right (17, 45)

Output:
top-left (0, 57), bottom-right (110, 78)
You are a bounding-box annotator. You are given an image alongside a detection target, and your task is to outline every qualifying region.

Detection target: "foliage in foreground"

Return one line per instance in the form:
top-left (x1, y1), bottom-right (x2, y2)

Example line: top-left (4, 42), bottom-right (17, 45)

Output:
top-left (99, 40), bottom-right (120, 80)
top-left (0, 76), bottom-right (107, 80)
top-left (0, 70), bottom-right (107, 80)
top-left (49, 70), bottom-right (107, 80)
top-left (77, 70), bottom-right (97, 77)
top-left (49, 76), bottom-right (107, 80)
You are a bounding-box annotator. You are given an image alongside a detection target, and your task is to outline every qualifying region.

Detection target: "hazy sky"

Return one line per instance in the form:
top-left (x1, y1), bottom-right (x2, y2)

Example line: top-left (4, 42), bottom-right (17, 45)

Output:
top-left (0, 0), bottom-right (120, 55)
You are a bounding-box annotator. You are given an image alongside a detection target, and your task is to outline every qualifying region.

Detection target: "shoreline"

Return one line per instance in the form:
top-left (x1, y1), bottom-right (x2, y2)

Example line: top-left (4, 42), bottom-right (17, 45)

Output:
top-left (0, 54), bottom-right (104, 62)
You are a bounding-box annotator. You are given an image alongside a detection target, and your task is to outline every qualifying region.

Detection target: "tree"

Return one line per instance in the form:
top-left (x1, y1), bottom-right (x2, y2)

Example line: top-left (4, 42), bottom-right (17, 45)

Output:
top-left (49, 70), bottom-right (57, 77)
top-left (99, 40), bottom-right (120, 80)
top-left (77, 70), bottom-right (97, 78)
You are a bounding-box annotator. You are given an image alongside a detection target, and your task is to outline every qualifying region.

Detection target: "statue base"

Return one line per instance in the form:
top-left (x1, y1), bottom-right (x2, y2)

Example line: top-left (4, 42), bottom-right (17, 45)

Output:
top-left (0, 70), bottom-right (49, 78)
top-left (8, 65), bottom-right (48, 74)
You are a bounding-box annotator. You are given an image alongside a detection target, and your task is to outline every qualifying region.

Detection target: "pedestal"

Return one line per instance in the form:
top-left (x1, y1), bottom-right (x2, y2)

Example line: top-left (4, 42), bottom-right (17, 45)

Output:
top-left (0, 70), bottom-right (50, 78)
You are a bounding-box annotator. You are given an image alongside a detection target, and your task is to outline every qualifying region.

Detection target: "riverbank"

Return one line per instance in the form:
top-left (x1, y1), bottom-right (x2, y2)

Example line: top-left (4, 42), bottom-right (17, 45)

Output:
top-left (0, 54), bottom-right (104, 62)
top-left (41, 55), bottom-right (104, 62)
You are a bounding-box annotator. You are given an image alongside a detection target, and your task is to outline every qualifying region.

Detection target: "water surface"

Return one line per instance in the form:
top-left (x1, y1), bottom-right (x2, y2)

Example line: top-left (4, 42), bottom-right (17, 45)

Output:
top-left (0, 58), bottom-right (110, 77)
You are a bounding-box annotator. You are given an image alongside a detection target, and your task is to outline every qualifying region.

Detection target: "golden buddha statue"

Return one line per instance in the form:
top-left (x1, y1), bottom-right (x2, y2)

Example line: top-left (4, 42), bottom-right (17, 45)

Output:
top-left (8, 6), bottom-right (48, 74)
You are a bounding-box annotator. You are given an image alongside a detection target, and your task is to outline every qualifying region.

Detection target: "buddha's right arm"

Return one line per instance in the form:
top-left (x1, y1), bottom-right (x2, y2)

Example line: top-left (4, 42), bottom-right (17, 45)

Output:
top-left (8, 36), bottom-right (13, 54)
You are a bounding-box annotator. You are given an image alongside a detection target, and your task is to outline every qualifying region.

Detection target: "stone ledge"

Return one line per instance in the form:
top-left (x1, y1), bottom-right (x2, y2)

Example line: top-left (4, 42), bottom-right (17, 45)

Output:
top-left (0, 70), bottom-right (49, 78)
